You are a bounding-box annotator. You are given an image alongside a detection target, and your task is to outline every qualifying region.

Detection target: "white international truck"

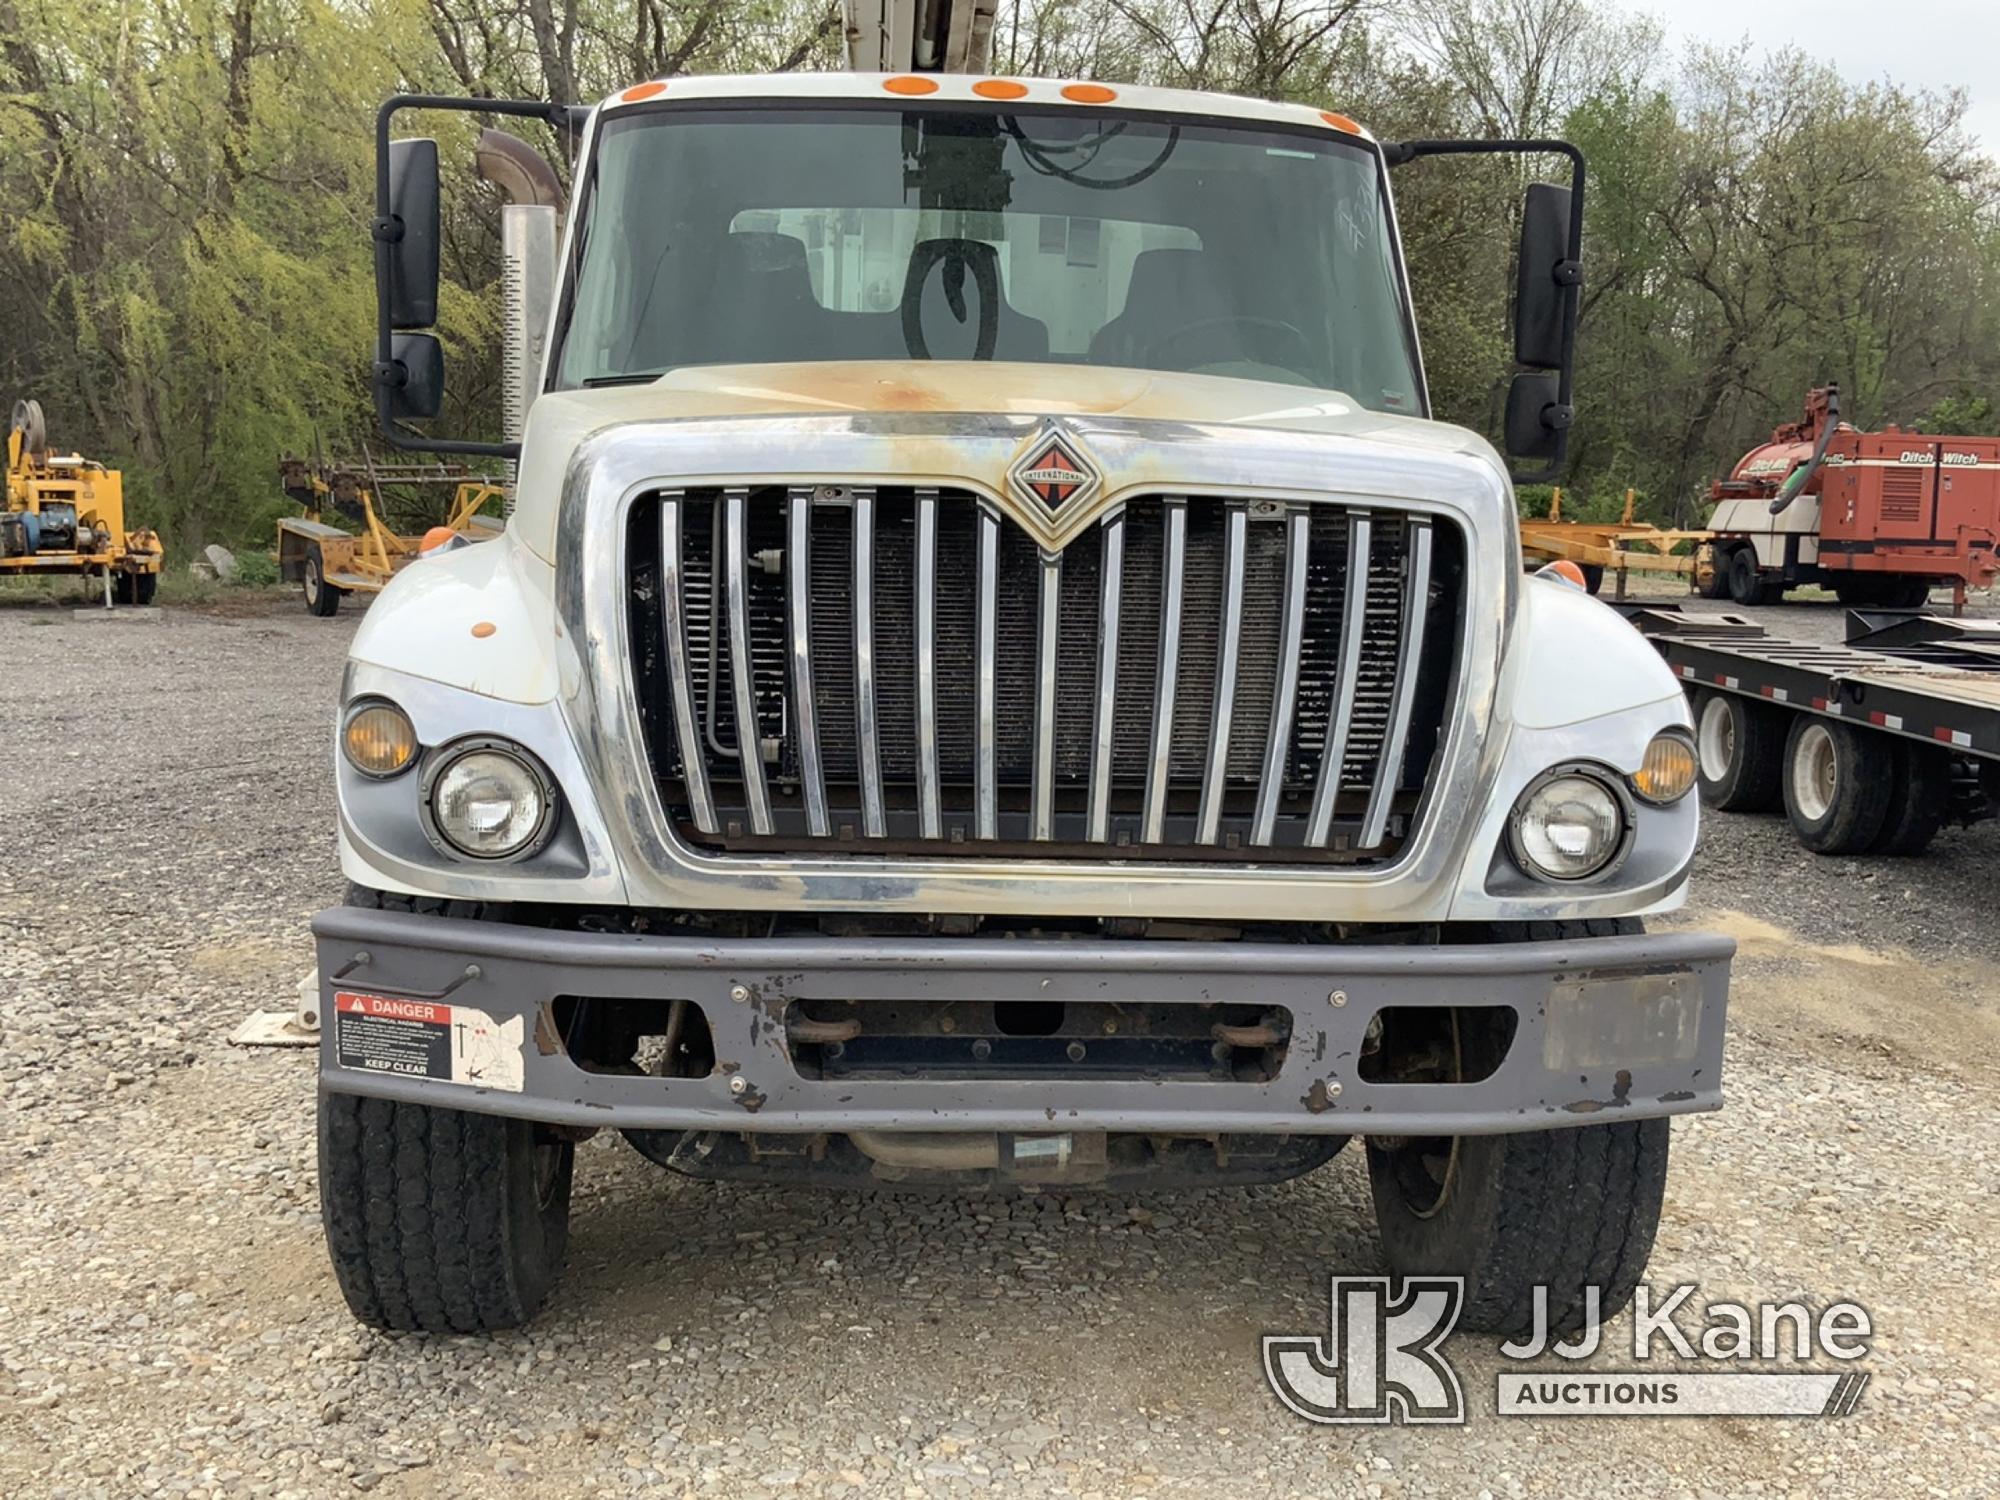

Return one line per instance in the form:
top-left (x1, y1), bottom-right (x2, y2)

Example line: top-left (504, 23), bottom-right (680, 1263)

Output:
top-left (313, 17), bottom-right (1734, 1338)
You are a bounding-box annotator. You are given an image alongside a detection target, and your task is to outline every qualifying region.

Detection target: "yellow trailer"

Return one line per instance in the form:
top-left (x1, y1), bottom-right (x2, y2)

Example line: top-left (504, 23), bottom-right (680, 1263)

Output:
top-left (1517, 488), bottom-right (1712, 597)
top-left (275, 453), bottom-right (504, 616)
top-left (2, 400), bottom-right (163, 605)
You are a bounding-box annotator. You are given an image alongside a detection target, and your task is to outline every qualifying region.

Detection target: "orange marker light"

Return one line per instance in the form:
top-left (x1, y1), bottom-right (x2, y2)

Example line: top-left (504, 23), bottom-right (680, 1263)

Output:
top-left (621, 81), bottom-right (667, 103)
top-left (1539, 560), bottom-right (1589, 590)
top-left (1062, 84), bottom-right (1117, 104)
top-left (471, 621), bottom-right (497, 639)
top-left (1320, 111), bottom-right (1362, 135)
top-left (884, 75), bottom-right (939, 95)
top-left (973, 79), bottom-right (1029, 100)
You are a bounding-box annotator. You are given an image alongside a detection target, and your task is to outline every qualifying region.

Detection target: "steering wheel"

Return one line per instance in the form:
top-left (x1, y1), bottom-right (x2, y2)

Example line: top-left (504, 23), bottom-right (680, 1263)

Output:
top-left (1140, 315), bottom-right (1315, 374)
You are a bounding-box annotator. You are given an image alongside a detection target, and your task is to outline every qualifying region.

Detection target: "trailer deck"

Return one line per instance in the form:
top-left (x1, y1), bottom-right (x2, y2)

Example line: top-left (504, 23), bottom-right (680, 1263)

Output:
top-left (1623, 607), bottom-right (2000, 764)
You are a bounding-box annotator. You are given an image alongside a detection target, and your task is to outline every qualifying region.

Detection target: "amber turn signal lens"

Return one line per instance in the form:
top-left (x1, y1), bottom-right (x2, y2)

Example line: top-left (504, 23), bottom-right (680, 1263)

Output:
top-left (1631, 731), bottom-right (1698, 805)
top-left (343, 702), bottom-right (418, 778)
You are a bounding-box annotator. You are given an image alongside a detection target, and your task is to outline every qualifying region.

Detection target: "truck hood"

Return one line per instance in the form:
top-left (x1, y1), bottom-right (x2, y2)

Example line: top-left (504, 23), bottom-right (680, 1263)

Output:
top-left (510, 361), bottom-right (1510, 565)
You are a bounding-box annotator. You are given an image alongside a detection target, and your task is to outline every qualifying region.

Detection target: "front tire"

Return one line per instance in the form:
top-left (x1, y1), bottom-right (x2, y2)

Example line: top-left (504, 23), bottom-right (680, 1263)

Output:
top-left (318, 1093), bottom-right (573, 1333)
top-left (1366, 921), bottom-right (1670, 1337)
top-left (1782, 716), bottom-right (1894, 853)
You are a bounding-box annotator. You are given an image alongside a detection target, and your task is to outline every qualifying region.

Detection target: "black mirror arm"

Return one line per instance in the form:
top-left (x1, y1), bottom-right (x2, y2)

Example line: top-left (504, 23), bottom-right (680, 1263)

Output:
top-left (372, 94), bottom-right (580, 459)
top-left (1384, 138), bottom-right (1586, 484)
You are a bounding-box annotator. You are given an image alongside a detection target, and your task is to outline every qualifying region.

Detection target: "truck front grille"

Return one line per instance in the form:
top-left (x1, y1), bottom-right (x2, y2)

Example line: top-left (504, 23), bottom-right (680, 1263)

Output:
top-left (626, 487), bottom-right (1462, 863)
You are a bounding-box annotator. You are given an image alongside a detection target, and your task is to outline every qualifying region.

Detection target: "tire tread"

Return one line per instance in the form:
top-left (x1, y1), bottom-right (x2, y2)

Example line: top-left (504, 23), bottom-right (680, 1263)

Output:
top-left (1369, 919), bottom-right (1671, 1338)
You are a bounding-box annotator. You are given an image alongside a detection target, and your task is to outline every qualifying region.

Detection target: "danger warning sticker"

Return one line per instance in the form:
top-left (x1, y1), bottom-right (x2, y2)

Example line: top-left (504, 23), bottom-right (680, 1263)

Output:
top-left (333, 991), bottom-right (525, 1093)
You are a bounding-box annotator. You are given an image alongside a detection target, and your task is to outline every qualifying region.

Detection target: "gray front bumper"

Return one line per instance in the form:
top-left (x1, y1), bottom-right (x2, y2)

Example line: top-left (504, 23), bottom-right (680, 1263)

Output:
top-left (313, 908), bottom-right (1733, 1137)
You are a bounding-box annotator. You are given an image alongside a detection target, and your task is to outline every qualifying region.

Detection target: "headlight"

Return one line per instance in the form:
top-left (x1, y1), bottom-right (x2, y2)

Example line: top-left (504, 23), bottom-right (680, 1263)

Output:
top-left (422, 739), bottom-right (557, 861)
top-left (1630, 730), bottom-right (1698, 805)
top-left (1509, 770), bottom-right (1628, 882)
top-left (342, 701), bottom-right (417, 778)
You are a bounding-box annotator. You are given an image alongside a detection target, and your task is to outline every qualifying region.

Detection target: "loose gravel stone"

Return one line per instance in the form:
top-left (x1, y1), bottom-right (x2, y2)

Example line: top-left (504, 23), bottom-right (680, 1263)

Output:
top-left (0, 589), bottom-right (1994, 1499)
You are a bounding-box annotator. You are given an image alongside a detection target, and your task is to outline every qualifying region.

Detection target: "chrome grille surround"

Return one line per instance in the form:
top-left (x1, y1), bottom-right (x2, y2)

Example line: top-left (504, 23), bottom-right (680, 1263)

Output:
top-left (627, 487), bottom-right (1461, 861)
top-left (553, 411), bottom-right (1518, 919)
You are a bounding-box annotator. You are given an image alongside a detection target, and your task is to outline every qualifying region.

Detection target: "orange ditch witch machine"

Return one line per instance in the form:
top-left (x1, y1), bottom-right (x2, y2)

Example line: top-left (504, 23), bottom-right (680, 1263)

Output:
top-left (1705, 386), bottom-right (2000, 609)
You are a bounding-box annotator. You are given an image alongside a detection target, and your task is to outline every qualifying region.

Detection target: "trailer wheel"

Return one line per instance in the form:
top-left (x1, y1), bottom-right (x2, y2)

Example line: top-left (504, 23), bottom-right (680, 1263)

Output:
top-left (303, 550), bottom-right (342, 617)
top-left (1578, 563), bottom-right (1605, 595)
top-left (1726, 546), bottom-right (1772, 606)
top-left (1696, 547), bottom-right (1730, 599)
top-left (1870, 742), bottom-right (1950, 856)
top-left (1832, 575), bottom-right (1932, 610)
top-left (1692, 689), bottom-right (1785, 812)
top-left (112, 571), bottom-right (157, 606)
top-left (319, 1092), bottom-right (573, 1333)
top-left (1783, 717), bottom-right (1894, 853)
top-left (1368, 920), bottom-right (1669, 1338)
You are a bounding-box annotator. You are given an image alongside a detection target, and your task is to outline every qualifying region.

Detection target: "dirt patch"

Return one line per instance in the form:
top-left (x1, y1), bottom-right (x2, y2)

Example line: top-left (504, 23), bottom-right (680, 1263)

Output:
top-left (1677, 906), bottom-right (2000, 1080)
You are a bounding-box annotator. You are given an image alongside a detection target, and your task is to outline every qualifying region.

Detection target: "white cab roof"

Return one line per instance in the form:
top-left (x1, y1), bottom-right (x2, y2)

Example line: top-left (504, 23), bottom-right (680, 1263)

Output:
top-left (596, 72), bottom-right (1375, 144)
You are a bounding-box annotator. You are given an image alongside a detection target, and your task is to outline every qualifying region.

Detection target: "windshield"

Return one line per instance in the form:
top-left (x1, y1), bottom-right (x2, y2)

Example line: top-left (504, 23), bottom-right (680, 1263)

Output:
top-left (552, 105), bottom-right (1423, 411)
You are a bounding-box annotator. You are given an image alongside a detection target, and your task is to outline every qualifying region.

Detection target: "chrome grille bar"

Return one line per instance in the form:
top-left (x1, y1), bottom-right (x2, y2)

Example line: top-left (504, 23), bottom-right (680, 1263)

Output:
top-left (785, 486), bottom-right (828, 837)
top-left (974, 506), bottom-right (1000, 840)
top-left (1194, 504), bottom-right (1248, 845)
top-left (1031, 553), bottom-right (1062, 840)
top-left (658, 492), bottom-right (716, 834)
top-left (1359, 520), bottom-right (1434, 850)
top-left (1305, 511), bottom-right (1373, 847)
top-left (1140, 500), bottom-right (1186, 845)
top-left (853, 485), bottom-right (886, 838)
top-left (722, 487), bottom-right (772, 835)
top-left (1251, 508), bottom-right (1311, 845)
top-left (1086, 512), bottom-right (1124, 842)
top-left (914, 487), bottom-right (942, 840)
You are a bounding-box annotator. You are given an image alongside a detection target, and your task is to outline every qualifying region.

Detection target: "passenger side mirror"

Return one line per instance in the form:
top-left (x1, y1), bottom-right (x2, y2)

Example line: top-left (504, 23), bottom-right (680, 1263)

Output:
top-left (383, 333), bottom-right (444, 422)
top-left (369, 95), bottom-right (579, 458)
top-left (383, 139), bottom-right (440, 329)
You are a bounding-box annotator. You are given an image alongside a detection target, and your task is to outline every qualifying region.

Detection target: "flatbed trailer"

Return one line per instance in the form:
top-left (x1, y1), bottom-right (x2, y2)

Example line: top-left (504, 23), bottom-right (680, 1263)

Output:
top-left (1623, 606), bottom-right (2000, 856)
top-left (1517, 487), bottom-right (1709, 596)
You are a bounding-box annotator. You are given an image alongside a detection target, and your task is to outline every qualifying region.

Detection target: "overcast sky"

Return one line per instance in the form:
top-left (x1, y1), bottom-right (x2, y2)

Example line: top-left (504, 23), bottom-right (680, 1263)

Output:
top-left (1659, 0), bottom-right (1999, 153)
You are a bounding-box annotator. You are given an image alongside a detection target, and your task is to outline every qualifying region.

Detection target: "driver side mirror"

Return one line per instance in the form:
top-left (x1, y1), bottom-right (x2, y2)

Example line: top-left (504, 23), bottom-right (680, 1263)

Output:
top-left (1504, 371), bottom-right (1565, 465)
top-left (1514, 183), bottom-right (1573, 369)
top-left (1505, 182), bottom-right (1580, 473)
top-left (1384, 139), bottom-right (1586, 481)
top-left (1504, 186), bottom-right (1584, 472)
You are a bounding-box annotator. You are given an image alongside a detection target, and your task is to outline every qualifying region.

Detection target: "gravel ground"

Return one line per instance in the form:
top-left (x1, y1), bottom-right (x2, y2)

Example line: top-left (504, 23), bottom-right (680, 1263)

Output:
top-left (1, 589), bottom-right (1996, 1499)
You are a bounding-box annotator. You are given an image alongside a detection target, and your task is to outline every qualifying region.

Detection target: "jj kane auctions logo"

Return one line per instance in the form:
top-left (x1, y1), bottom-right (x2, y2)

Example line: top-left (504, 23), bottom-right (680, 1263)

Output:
top-left (1264, 1279), bottom-right (1873, 1423)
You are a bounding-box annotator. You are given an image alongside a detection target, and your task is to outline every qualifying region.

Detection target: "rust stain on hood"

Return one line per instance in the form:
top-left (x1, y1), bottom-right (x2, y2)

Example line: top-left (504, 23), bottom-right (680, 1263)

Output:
top-left (566, 360), bottom-right (1371, 427)
top-left (512, 361), bottom-right (1507, 566)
